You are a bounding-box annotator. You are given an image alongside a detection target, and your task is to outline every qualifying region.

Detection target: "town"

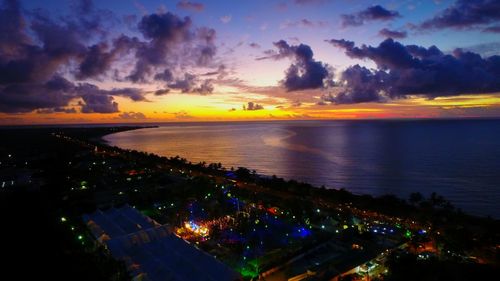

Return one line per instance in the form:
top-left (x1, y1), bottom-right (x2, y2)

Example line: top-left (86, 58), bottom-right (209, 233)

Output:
top-left (1, 126), bottom-right (498, 280)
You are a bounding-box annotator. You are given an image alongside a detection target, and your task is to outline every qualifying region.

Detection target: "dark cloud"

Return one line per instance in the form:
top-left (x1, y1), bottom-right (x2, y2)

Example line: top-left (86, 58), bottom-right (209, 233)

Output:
top-left (173, 110), bottom-right (193, 119)
top-left (195, 79), bottom-right (214, 94)
top-left (281, 19), bottom-right (328, 29)
top-left (0, 0), bottom-right (222, 114)
top-left (77, 43), bottom-right (114, 79)
top-left (195, 27), bottom-right (217, 66)
top-left (325, 38), bottom-right (500, 104)
top-left (154, 68), bottom-right (174, 82)
top-left (176, 1), bottom-right (205, 12)
top-left (36, 107), bottom-right (77, 114)
top-left (0, 76), bottom-right (77, 113)
top-left (243, 102), bottom-right (264, 110)
top-left (202, 64), bottom-right (228, 80)
top-left (108, 88), bottom-right (147, 101)
top-left (327, 38), bottom-right (420, 69)
top-left (260, 40), bottom-right (331, 91)
top-left (121, 12), bottom-right (218, 84)
top-left (249, 42), bottom-right (261, 48)
top-left (341, 5), bottom-right (400, 27)
top-left (167, 73), bottom-right (214, 94)
top-left (154, 89), bottom-right (170, 96)
top-left (378, 28), bottom-right (407, 39)
top-left (420, 0), bottom-right (500, 31)
top-left (167, 73), bottom-right (197, 92)
top-left (0, 0), bottom-right (153, 113)
top-left (321, 65), bottom-right (388, 104)
top-left (125, 12), bottom-right (193, 82)
top-left (118, 111), bottom-right (147, 119)
top-left (77, 83), bottom-right (119, 113)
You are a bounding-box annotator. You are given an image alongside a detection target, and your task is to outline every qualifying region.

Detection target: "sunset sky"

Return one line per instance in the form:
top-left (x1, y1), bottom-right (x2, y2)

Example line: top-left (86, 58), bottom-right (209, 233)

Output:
top-left (1, 0), bottom-right (499, 124)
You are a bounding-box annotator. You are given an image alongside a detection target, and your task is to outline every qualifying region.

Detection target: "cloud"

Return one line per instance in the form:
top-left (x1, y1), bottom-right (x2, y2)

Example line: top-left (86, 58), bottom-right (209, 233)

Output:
top-left (220, 15), bottom-right (232, 24)
top-left (154, 68), bottom-right (174, 82)
top-left (0, 0), bottom-right (221, 113)
top-left (0, 76), bottom-right (77, 113)
top-left (280, 19), bottom-right (328, 29)
top-left (260, 40), bottom-right (331, 91)
top-left (176, 1), bottom-right (204, 12)
top-left (249, 42), bottom-right (261, 48)
top-left (325, 38), bottom-right (500, 104)
top-left (462, 42), bottom-right (500, 57)
top-left (76, 43), bottom-right (115, 79)
top-left (36, 107), bottom-right (77, 114)
top-left (378, 28), bottom-right (407, 38)
top-left (126, 12), bottom-right (193, 82)
top-left (108, 87), bottom-right (147, 101)
top-left (78, 85), bottom-right (119, 113)
top-left (341, 5), bottom-right (400, 27)
top-left (173, 110), bottom-right (193, 119)
top-left (154, 89), bottom-right (170, 96)
top-left (76, 83), bottom-right (145, 113)
top-left (167, 73), bottom-right (214, 94)
top-left (118, 111), bottom-right (147, 119)
top-left (118, 12), bottom-right (218, 83)
top-left (243, 102), bottom-right (264, 110)
top-left (419, 0), bottom-right (500, 31)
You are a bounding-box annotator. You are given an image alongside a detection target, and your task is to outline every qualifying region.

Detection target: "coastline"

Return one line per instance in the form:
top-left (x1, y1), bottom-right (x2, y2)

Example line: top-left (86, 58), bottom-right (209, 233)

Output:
top-left (101, 122), bottom-right (500, 219)
top-left (100, 125), bottom-right (498, 221)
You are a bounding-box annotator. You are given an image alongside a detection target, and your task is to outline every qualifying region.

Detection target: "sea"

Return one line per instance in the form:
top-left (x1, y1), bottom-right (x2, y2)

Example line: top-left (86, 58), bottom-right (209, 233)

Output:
top-left (103, 119), bottom-right (500, 218)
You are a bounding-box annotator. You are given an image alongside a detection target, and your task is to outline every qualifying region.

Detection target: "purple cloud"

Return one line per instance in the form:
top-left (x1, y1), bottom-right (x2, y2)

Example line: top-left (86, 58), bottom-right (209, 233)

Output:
top-left (243, 102), bottom-right (264, 110)
top-left (326, 38), bottom-right (500, 104)
top-left (420, 0), bottom-right (500, 31)
top-left (378, 28), bottom-right (407, 39)
top-left (259, 40), bottom-right (332, 91)
top-left (118, 111), bottom-right (147, 119)
top-left (176, 1), bottom-right (205, 12)
top-left (341, 5), bottom-right (400, 27)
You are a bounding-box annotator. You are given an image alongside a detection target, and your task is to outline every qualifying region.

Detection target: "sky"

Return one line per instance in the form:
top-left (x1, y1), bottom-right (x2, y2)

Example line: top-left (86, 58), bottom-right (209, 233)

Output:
top-left (0, 0), bottom-right (499, 124)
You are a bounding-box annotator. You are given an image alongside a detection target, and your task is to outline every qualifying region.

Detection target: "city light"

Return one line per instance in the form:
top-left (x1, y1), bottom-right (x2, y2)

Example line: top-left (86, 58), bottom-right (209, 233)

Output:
top-left (183, 221), bottom-right (209, 237)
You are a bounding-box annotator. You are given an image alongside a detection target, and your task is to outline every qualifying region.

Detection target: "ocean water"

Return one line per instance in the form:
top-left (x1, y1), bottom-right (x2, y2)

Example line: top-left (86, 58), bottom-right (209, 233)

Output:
top-left (104, 119), bottom-right (500, 218)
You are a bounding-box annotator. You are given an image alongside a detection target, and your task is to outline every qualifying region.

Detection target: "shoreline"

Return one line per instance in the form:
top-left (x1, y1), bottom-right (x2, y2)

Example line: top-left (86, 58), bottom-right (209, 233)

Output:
top-left (101, 126), bottom-right (500, 220)
top-left (100, 126), bottom-right (498, 221)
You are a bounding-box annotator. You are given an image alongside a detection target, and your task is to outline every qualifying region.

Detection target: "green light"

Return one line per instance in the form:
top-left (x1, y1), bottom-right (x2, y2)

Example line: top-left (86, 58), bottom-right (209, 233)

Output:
top-left (238, 259), bottom-right (260, 278)
top-left (404, 230), bottom-right (412, 238)
top-left (78, 235), bottom-right (83, 240)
